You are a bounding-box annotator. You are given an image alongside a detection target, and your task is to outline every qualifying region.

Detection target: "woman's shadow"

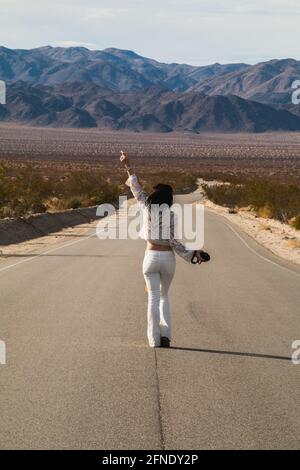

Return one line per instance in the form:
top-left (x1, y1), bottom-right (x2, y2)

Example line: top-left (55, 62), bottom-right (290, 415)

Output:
top-left (169, 346), bottom-right (291, 362)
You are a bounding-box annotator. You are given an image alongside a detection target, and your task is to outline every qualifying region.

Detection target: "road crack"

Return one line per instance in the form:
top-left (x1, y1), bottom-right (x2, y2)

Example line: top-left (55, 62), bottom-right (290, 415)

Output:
top-left (154, 349), bottom-right (166, 450)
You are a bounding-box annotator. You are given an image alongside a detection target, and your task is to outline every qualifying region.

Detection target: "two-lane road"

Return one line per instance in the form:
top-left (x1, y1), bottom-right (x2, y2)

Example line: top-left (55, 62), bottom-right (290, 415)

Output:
top-left (0, 196), bottom-right (300, 449)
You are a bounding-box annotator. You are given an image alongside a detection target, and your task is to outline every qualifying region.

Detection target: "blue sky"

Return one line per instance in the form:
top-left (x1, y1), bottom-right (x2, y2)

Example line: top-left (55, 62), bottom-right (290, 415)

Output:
top-left (0, 0), bottom-right (299, 65)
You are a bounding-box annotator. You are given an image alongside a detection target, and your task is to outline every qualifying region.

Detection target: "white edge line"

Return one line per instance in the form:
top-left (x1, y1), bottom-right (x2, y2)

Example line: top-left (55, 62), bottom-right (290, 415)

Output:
top-left (222, 220), bottom-right (300, 277)
top-left (1, 205), bottom-right (299, 277)
top-left (0, 211), bottom-right (118, 274)
top-left (0, 230), bottom-right (97, 273)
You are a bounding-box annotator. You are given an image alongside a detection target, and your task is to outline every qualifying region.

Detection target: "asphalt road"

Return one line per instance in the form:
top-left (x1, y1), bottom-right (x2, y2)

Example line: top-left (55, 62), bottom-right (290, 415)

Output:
top-left (0, 195), bottom-right (300, 450)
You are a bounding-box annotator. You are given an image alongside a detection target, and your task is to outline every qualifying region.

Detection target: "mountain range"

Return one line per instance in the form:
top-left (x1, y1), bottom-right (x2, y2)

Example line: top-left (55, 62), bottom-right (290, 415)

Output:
top-left (1, 45), bottom-right (300, 132)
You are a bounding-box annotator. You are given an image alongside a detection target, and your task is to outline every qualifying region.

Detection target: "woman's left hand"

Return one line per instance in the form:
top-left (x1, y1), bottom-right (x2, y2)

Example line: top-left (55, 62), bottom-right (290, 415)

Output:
top-left (193, 250), bottom-right (210, 264)
top-left (193, 250), bottom-right (203, 264)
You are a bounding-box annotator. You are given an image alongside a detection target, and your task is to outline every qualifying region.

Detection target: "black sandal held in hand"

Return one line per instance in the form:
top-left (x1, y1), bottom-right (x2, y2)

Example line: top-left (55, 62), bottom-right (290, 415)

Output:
top-left (191, 250), bottom-right (211, 264)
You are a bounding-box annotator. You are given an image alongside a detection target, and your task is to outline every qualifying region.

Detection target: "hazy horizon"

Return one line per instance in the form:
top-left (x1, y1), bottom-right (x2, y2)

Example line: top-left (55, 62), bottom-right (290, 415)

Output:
top-left (0, 0), bottom-right (299, 66)
top-left (1, 43), bottom-right (299, 68)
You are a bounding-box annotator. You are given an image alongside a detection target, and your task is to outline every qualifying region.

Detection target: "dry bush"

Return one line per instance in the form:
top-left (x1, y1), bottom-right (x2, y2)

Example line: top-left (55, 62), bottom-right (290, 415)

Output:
top-left (0, 163), bottom-right (121, 218)
top-left (0, 163), bottom-right (198, 218)
top-left (203, 180), bottom-right (300, 225)
top-left (257, 205), bottom-right (273, 219)
top-left (140, 170), bottom-right (197, 193)
top-left (291, 215), bottom-right (300, 230)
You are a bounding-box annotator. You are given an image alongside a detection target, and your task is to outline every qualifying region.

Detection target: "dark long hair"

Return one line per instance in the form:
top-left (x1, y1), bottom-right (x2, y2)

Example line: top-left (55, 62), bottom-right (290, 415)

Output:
top-left (146, 183), bottom-right (173, 208)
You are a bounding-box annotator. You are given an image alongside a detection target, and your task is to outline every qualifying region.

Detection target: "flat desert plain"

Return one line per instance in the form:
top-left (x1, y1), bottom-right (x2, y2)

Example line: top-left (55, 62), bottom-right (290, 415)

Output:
top-left (0, 124), bottom-right (300, 182)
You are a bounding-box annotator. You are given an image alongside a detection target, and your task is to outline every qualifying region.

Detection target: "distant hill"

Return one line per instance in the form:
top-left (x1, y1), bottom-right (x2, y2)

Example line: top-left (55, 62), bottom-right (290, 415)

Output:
top-left (1, 46), bottom-right (300, 132)
top-left (191, 58), bottom-right (300, 106)
top-left (0, 45), bottom-right (249, 92)
top-left (2, 81), bottom-right (300, 132)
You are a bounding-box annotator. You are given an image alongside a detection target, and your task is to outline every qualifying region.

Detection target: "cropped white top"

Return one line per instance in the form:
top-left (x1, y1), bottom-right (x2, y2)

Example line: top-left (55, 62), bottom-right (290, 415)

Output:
top-left (126, 174), bottom-right (194, 262)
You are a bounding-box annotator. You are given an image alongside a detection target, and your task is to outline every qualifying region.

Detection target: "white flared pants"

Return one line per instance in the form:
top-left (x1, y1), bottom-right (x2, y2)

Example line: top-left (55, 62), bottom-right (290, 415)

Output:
top-left (142, 250), bottom-right (176, 347)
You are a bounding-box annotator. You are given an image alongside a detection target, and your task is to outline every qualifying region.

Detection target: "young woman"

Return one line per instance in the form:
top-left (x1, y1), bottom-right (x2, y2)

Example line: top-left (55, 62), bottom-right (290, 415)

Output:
top-left (120, 151), bottom-right (206, 348)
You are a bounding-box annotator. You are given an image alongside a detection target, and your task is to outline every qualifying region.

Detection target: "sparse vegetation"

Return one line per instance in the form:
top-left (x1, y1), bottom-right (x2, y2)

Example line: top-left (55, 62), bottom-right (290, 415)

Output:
top-left (0, 126), bottom-right (299, 225)
top-left (291, 215), bottom-right (300, 230)
top-left (203, 180), bottom-right (300, 227)
top-left (141, 170), bottom-right (197, 193)
top-left (0, 164), bottom-right (122, 218)
top-left (1, 126), bottom-right (300, 184)
top-left (0, 163), bottom-right (198, 219)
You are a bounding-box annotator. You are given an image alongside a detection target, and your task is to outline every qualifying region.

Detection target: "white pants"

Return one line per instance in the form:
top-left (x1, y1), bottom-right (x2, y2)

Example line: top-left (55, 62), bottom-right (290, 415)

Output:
top-left (142, 251), bottom-right (176, 347)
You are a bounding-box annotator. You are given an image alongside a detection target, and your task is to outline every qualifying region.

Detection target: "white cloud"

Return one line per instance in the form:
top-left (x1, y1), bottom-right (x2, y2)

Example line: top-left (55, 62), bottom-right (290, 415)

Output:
top-left (53, 41), bottom-right (98, 49)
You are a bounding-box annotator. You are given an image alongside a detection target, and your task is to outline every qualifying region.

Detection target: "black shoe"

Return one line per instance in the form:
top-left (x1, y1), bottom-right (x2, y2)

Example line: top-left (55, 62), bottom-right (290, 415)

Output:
top-left (160, 336), bottom-right (170, 348)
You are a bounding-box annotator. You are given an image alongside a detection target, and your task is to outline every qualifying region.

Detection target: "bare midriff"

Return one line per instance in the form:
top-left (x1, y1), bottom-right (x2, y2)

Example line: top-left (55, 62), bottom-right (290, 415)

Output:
top-left (146, 241), bottom-right (172, 251)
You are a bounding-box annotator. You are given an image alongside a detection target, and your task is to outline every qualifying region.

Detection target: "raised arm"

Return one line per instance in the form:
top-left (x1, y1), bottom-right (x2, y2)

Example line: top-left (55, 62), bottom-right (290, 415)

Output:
top-left (120, 150), bottom-right (148, 205)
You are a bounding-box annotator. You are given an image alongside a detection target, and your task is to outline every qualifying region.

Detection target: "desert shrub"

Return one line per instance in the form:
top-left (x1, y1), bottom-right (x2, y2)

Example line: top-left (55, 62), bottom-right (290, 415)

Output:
top-left (0, 205), bottom-right (15, 218)
top-left (203, 180), bottom-right (300, 224)
top-left (291, 215), bottom-right (300, 230)
top-left (0, 164), bottom-right (122, 218)
top-left (247, 181), bottom-right (300, 223)
top-left (0, 163), bottom-right (200, 219)
top-left (65, 196), bottom-right (84, 209)
top-left (141, 171), bottom-right (198, 194)
top-left (202, 183), bottom-right (245, 208)
top-left (257, 205), bottom-right (273, 219)
top-left (0, 164), bottom-right (55, 216)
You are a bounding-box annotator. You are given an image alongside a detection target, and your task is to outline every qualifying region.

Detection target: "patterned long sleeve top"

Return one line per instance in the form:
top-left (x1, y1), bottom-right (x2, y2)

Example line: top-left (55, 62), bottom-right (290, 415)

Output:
top-left (126, 174), bottom-right (194, 262)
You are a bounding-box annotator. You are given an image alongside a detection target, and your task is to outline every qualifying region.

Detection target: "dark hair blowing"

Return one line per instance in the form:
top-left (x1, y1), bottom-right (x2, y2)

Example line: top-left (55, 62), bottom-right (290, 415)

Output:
top-left (146, 183), bottom-right (173, 208)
